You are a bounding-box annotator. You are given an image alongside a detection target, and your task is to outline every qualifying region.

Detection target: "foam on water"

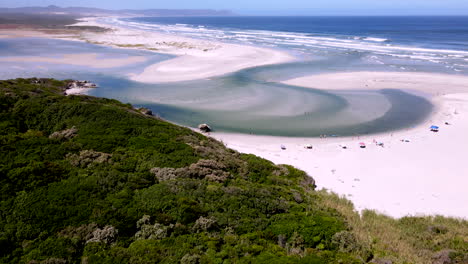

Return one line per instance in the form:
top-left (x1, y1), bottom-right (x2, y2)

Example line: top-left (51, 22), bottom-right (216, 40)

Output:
top-left (112, 16), bottom-right (468, 75)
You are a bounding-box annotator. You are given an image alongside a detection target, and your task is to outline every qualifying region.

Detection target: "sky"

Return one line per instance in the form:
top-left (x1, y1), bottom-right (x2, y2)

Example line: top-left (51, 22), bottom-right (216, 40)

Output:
top-left (1, 0), bottom-right (468, 15)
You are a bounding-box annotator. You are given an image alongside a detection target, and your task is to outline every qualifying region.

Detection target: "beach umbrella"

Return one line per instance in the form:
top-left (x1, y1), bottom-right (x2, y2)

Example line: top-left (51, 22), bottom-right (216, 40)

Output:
top-left (359, 142), bottom-right (366, 148)
top-left (430, 125), bottom-right (439, 130)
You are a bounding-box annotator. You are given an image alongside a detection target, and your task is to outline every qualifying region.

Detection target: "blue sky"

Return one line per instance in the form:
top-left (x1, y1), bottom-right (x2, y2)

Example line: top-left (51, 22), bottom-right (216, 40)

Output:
top-left (1, 0), bottom-right (468, 15)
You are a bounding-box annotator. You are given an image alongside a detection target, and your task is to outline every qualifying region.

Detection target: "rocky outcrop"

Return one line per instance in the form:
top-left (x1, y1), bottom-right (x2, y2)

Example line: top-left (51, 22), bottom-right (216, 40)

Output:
top-left (151, 159), bottom-right (230, 183)
top-left (198, 123), bottom-right (211, 133)
top-left (300, 176), bottom-right (316, 191)
top-left (137, 107), bottom-right (153, 116)
top-left (49, 126), bottom-right (78, 140)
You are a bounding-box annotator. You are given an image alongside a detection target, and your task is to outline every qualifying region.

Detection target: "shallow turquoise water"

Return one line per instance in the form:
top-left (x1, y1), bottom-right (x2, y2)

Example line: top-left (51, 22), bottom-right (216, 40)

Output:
top-left (1, 37), bottom-right (434, 137)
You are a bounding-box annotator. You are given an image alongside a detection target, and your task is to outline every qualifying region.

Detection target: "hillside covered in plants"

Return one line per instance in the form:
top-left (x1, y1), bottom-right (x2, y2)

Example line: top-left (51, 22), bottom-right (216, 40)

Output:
top-left (0, 78), bottom-right (466, 264)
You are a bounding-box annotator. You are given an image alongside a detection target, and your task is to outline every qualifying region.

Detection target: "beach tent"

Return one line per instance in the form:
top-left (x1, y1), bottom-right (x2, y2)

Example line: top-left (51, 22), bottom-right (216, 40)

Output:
top-left (430, 125), bottom-right (439, 132)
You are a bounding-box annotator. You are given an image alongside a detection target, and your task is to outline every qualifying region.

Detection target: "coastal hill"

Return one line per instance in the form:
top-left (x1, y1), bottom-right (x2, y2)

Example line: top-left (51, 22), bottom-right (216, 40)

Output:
top-left (0, 5), bottom-right (235, 17)
top-left (0, 79), bottom-right (467, 263)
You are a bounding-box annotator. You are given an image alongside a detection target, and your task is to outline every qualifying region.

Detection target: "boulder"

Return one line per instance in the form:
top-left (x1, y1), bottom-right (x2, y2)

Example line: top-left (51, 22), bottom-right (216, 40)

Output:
top-left (137, 107), bottom-right (153, 116)
top-left (198, 123), bottom-right (212, 132)
top-left (300, 175), bottom-right (316, 191)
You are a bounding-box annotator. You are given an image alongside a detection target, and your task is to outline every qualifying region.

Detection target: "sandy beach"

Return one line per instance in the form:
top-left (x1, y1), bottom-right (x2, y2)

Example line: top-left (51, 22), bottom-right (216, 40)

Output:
top-left (1, 17), bottom-right (294, 83)
top-left (211, 72), bottom-right (468, 219)
top-left (68, 18), bottom-right (295, 83)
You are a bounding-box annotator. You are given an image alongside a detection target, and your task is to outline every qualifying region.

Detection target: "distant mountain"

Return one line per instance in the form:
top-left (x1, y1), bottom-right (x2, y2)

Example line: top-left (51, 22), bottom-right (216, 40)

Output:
top-left (0, 5), bottom-right (235, 17)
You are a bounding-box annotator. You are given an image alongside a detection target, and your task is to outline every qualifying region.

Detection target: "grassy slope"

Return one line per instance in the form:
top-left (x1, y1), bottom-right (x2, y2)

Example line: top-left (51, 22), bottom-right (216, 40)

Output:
top-left (0, 79), bottom-right (466, 264)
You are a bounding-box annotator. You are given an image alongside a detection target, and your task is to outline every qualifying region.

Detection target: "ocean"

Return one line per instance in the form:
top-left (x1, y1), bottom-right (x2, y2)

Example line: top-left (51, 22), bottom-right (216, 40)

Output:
top-left (122, 16), bottom-right (468, 74)
top-left (2, 16), bottom-right (467, 136)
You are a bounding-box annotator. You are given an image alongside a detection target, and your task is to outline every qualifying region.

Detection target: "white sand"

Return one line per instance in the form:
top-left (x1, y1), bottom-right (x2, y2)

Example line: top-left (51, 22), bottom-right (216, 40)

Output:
top-left (0, 53), bottom-right (147, 68)
top-left (211, 72), bottom-right (468, 219)
top-left (283, 71), bottom-right (468, 96)
top-left (70, 18), bottom-right (295, 83)
top-left (1, 17), bottom-right (294, 83)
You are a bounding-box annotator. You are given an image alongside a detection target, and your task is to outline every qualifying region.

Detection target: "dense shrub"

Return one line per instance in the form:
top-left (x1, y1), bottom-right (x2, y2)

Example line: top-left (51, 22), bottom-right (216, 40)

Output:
top-left (2, 79), bottom-right (464, 264)
top-left (0, 79), bottom-right (356, 263)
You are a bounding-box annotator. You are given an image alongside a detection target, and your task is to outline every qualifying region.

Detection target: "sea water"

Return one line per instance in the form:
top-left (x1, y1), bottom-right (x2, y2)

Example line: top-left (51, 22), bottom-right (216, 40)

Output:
top-left (2, 16), bottom-right (467, 136)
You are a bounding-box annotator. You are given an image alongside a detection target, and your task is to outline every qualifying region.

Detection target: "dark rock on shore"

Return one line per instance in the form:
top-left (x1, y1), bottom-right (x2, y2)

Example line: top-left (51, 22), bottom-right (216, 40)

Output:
top-left (137, 107), bottom-right (153, 116)
top-left (198, 123), bottom-right (211, 132)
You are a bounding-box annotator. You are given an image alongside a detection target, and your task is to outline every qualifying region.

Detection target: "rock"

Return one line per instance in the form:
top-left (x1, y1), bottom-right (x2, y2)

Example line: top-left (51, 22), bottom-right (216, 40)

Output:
top-left (432, 250), bottom-right (456, 264)
top-left (49, 126), bottom-right (78, 140)
top-left (292, 191), bottom-right (303, 203)
top-left (198, 123), bottom-right (212, 133)
top-left (137, 107), bottom-right (153, 116)
top-left (300, 176), bottom-right (316, 191)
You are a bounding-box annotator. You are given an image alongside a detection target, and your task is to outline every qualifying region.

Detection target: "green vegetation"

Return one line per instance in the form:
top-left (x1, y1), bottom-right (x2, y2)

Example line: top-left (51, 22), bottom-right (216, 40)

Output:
top-left (0, 13), bottom-right (108, 33)
top-left (0, 78), bottom-right (466, 264)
